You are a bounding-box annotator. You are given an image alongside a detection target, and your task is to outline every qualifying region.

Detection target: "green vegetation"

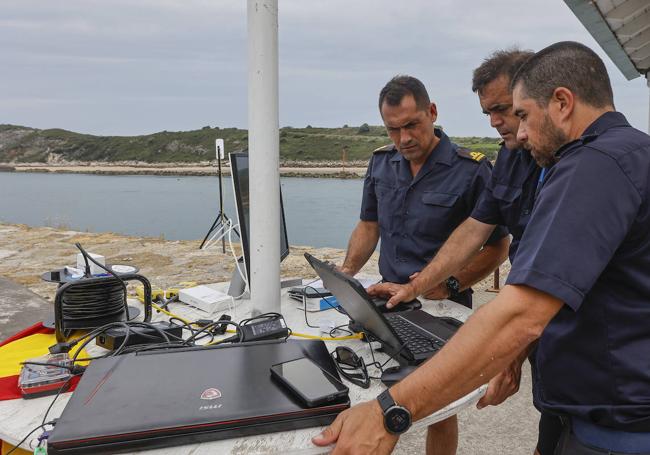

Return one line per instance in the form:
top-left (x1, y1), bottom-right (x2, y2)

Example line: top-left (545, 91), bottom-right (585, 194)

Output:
top-left (0, 124), bottom-right (500, 163)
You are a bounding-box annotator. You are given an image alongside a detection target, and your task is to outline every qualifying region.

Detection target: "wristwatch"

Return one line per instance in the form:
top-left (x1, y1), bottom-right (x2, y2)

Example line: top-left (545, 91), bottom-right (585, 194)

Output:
top-left (377, 389), bottom-right (412, 435)
top-left (445, 276), bottom-right (461, 299)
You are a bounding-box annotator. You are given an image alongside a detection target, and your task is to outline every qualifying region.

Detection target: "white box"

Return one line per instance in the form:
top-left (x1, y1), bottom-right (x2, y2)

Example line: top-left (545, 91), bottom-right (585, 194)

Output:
top-left (76, 253), bottom-right (106, 275)
top-left (179, 285), bottom-right (233, 314)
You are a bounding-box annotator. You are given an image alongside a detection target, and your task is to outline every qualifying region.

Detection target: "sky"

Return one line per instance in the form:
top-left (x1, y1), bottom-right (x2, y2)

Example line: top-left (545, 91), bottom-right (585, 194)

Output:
top-left (1, 0), bottom-right (647, 137)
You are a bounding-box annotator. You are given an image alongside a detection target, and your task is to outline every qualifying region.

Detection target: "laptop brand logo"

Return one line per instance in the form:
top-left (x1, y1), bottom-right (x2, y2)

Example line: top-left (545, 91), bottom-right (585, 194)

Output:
top-left (200, 388), bottom-right (222, 400)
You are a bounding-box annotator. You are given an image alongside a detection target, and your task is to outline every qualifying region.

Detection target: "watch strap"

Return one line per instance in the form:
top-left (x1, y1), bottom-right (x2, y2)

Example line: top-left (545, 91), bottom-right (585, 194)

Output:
top-left (377, 389), bottom-right (396, 413)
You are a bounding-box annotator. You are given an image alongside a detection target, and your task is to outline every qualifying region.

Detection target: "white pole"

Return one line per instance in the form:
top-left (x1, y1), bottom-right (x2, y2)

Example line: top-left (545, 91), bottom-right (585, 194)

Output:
top-left (247, 0), bottom-right (280, 314)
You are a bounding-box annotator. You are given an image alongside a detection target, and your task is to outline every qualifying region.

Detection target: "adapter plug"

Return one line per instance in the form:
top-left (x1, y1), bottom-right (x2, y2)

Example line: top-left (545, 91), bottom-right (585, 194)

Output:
top-left (238, 316), bottom-right (289, 342)
top-left (210, 314), bottom-right (232, 335)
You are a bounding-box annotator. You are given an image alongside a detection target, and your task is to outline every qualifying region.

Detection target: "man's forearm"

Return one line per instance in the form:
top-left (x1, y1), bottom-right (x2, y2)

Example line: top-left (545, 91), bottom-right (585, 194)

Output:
top-left (454, 236), bottom-right (510, 292)
top-left (341, 220), bottom-right (380, 275)
top-left (411, 218), bottom-right (498, 295)
top-left (390, 284), bottom-right (562, 421)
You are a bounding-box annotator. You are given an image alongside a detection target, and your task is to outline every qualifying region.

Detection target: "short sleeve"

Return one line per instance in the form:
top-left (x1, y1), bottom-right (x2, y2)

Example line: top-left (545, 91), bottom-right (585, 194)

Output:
top-left (471, 172), bottom-right (505, 226)
top-left (467, 160), bottom-right (508, 245)
top-left (360, 155), bottom-right (378, 221)
top-left (506, 149), bottom-right (641, 310)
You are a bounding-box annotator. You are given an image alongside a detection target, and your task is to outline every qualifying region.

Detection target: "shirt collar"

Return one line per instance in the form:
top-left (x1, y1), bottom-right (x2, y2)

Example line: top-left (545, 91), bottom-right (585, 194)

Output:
top-left (389, 128), bottom-right (453, 166)
top-left (555, 111), bottom-right (630, 159)
top-left (500, 143), bottom-right (536, 166)
top-left (431, 129), bottom-right (455, 166)
top-left (581, 111), bottom-right (630, 139)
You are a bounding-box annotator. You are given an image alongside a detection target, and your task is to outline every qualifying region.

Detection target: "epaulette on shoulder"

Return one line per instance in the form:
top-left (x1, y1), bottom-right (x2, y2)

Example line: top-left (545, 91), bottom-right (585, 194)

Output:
top-left (373, 144), bottom-right (396, 154)
top-left (457, 147), bottom-right (486, 163)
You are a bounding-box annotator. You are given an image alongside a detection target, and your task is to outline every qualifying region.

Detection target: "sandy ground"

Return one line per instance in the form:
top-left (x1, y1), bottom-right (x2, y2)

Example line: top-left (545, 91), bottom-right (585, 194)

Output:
top-left (0, 223), bottom-right (539, 454)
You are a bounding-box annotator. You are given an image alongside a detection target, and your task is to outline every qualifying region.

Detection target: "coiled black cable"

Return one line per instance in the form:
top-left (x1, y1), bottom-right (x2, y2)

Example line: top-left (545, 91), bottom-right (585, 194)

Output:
top-left (56, 243), bottom-right (131, 329)
top-left (59, 279), bottom-right (126, 321)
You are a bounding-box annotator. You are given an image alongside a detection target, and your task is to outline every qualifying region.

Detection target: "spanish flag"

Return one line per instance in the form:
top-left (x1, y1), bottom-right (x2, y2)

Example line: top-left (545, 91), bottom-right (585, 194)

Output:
top-left (0, 323), bottom-right (87, 454)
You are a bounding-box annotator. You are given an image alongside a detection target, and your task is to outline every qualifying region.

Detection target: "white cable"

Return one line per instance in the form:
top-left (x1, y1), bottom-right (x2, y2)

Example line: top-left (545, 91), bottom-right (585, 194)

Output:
top-left (227, 219), bottom-right (249, 300)
top-left (202, 219), bottom-right (237, 250)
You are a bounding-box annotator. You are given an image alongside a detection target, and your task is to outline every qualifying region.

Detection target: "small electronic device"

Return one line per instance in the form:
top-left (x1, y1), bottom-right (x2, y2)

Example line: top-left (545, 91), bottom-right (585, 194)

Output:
top-left (178, 285), bottom-right (233, 314)
top-left (270, 357), bottom-right (349, 407)
top-left (19, 353), bottom-right (73, 399)
top-left (288, 286), bottom-right (332, 299)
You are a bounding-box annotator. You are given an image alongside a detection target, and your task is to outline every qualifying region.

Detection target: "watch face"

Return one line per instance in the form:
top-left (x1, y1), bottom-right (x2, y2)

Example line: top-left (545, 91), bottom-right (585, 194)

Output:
top-left (446, 277), bottom-right (460, 294)
top-left (386, 406), bottom-right (411, 434)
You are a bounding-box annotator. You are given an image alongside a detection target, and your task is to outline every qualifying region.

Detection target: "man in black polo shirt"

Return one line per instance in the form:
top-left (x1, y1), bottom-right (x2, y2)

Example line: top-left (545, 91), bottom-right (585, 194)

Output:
top-left (314, 41), bottom-right (650, 455)
top-left (340, 75), bottom-right (509, 310)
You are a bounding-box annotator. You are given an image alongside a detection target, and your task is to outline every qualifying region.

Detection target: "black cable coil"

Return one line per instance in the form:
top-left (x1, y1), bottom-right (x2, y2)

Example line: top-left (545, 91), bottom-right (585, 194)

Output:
top-left (59, 279), bottom-right (127, 321)
top-left (53, 243), bottom-right (153, 341)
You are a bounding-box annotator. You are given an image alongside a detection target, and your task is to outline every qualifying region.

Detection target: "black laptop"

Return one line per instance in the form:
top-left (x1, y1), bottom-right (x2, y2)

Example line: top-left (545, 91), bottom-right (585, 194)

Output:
top-left (305, 253), bottom-right (462, 365)
top-left (47, 340), bottom-right (349, 454)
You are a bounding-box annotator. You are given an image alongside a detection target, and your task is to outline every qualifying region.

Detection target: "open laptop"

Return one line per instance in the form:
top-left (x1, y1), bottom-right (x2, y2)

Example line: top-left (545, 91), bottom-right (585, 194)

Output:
top-left (47, 340), bottom-right (349, 454)
top-left (305, 253), bottom-right (462, 365)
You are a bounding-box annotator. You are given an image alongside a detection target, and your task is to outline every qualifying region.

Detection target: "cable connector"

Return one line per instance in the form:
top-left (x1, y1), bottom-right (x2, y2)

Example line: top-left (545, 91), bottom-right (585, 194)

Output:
top-left (48, 341), bottom-right (77, 355)
top-left (69, 364), bottom-right (87, 375)
top-left (194, 319), bottom-right (214, 327)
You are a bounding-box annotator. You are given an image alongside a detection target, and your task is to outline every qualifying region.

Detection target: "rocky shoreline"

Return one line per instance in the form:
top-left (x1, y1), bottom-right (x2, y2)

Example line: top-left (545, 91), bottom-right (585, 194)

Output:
top-left (0, 162), bottom-right (368, 178)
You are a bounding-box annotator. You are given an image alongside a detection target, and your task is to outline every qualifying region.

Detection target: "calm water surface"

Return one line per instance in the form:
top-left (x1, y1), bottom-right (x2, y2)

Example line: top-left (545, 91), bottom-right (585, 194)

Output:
top-left (0, 172), bottom-right (363, 249)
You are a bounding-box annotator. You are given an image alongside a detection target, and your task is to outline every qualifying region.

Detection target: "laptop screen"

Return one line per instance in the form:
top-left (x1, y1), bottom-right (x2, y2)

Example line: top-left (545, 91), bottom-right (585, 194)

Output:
top-left (304, 254), bottom-right (402, 353)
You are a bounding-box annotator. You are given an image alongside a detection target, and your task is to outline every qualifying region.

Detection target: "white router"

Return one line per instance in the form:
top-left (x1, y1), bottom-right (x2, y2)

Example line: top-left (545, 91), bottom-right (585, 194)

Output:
top-left (178, 285), bottom-right (233, 314)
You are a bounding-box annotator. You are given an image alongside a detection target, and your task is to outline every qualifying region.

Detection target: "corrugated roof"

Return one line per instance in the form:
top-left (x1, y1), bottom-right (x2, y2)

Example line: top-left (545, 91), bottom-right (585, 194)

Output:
top-left (565, 0), bottom-right (650, 80)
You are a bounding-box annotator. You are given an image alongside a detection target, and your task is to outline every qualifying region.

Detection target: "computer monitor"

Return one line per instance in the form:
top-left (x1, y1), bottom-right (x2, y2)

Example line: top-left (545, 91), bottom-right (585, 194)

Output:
top-left (229, 151), bottom-right (290, 284)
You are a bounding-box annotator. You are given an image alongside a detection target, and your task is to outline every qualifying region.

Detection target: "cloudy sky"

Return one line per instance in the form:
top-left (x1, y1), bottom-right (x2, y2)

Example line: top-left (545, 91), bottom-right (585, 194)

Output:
top-left (1, 0), bottom-right (647, 137)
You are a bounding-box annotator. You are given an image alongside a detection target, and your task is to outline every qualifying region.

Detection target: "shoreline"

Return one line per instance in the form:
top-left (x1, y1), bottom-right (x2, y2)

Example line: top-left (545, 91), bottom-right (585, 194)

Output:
top-left (0, 163), bottom-right (367, 178)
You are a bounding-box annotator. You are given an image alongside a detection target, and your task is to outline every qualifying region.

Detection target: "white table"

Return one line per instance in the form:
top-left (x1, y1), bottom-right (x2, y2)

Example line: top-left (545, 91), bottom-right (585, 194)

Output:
top-left (0, 279), bottom-right (486, 454)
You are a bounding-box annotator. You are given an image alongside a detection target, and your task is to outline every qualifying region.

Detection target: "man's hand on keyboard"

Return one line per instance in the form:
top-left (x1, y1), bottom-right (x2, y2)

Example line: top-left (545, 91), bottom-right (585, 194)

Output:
top-left (367, 282), bottom-right (417, 309)
top-left (408, 272), bottom-right (449, 300)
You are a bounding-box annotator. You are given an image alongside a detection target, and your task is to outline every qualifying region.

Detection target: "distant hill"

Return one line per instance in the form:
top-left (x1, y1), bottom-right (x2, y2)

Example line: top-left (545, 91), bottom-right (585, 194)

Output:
top-left (0, 124), bottom-right (500, 164)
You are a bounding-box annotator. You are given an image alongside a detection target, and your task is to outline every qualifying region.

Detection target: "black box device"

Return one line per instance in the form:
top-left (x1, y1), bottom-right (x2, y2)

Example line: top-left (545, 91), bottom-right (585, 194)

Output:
top-left (271, 357), bottom-right (349, 407)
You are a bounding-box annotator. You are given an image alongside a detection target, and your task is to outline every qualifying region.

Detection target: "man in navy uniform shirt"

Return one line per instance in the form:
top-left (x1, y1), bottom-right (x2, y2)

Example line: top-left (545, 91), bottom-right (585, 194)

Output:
top-left (338, 75), bottom-right (509, 454)
top-left (340, 75), bottom-right (509, 309)
top-left (369, 50), bottom-right (564, 454)
top-left (315, 42), bottom-right (650, 455)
